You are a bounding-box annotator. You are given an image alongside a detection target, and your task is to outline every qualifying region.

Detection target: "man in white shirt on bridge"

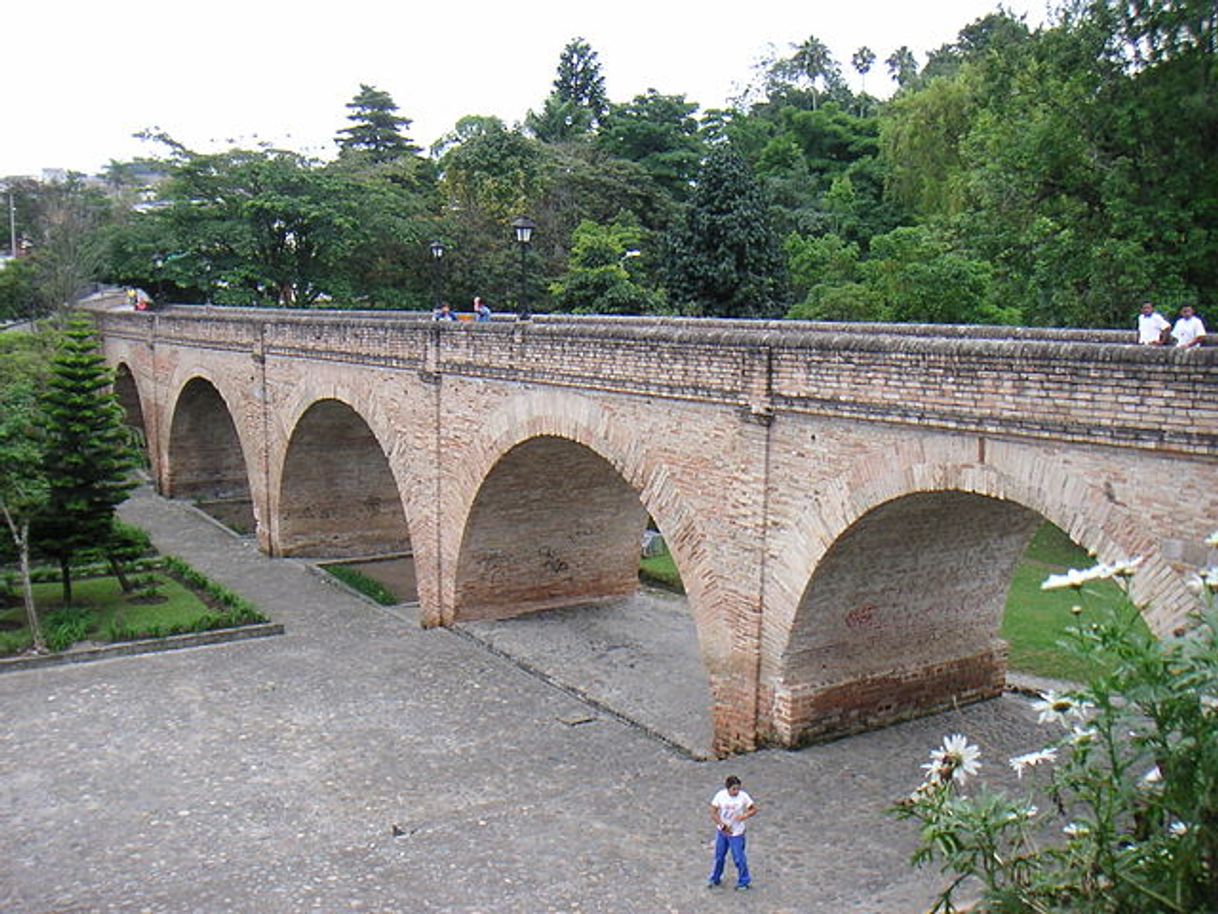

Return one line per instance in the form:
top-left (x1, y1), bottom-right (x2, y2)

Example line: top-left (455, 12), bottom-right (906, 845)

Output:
top-left (1136, 301), bottom-right (1170, 345)
top-left (1172, 305), bottom-right (1207, 349)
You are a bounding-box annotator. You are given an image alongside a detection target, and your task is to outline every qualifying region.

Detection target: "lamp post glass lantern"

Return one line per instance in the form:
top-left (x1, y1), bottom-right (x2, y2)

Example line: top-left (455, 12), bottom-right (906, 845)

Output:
top-left (429, 241), bottom-right (445, 309)
top-left (511, 216), bottom-right (536, 319)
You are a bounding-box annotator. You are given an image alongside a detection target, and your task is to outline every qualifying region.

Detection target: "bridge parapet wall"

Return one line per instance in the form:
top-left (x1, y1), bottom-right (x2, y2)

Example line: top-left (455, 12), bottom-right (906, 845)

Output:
top-left (93, 307), bottom-right (1216, 456)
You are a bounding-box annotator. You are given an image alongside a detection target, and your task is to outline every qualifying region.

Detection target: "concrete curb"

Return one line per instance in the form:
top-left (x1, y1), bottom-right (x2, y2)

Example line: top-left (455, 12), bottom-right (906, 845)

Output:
top-left (0, 622), bottom-right (285, 674)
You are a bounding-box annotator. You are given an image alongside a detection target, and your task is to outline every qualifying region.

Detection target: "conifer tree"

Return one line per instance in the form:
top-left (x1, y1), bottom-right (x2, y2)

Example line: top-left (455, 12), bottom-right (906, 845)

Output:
top-left (35, 319), bottom-right (137, 603)
top-left (665, 146), bottom-right (787, 318)
top-left (336, 84), bottom-right (420, 163)
top-left (554, 38), bottom-right (608, 129)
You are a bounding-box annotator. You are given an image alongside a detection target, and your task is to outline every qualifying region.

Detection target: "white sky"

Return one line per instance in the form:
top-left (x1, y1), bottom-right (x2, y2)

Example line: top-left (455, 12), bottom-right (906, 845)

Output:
top-left (4, 0), bottom-right (1048, 177)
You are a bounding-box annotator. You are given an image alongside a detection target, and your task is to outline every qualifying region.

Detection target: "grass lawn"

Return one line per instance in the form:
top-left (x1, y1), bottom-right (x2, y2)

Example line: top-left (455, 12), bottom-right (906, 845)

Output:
top-left (1001, 522), bottom-right (1147, 682)
top-left (639, 521), bottom-right (1149, 683)
top-left (0, 563), bottom-right (265, 656)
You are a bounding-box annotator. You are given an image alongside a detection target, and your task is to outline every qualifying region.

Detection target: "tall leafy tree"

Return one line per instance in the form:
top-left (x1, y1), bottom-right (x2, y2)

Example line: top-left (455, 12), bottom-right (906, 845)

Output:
top-left (336, 84), bottom-right (421, 163)
top-left (0, 340), bottom-right (51, 651)
top-left (524, 94), bottom-right (594, 143)
top-left (107, 145), bottom-right (431, 308)
top-left (886, 46), bottom-right (920, 88)
top-left (790, 34), bottom-right (842, 109)
top-left (665, 146), bottom-right (787, 318)
top-left (35, 319), bottom-right (137, 603)
top-left (852, 46), bottom-right (877, 90)
top-left (597, 90), bottom-right (704, 199)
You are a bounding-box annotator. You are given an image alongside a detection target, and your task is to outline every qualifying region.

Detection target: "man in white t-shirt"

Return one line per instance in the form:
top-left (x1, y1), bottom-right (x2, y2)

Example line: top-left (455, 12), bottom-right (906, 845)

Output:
top-left (1136, 302), bottom-right (1171, 345)
top-left (1172, 305), bottom-right (1207, 349)
top-left (707, 775), bottom-right (757, 890)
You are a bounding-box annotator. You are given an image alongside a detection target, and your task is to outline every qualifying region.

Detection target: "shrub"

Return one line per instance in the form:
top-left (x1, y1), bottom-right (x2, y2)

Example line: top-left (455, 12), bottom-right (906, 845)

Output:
top-left (892, 547), bottom-right (1218, 914)
top-left (44, 605), bottom-right (94, 652)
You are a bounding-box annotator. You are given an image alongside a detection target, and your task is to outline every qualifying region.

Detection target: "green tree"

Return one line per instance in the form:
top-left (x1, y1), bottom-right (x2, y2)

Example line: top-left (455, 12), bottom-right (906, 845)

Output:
top-left (860, 225), bottom-right (999, 323)
top-left (30, 177), bottom-right (112, 319)
top-left (852, 46), bottom-right (877, 91)
top-left (553, 37), bottom-right (609, 129)
top-left (886, 46), bottom-right (920, 88)
top-left (665, 146), bottom-right (787, 318)
top-left (790, 34), bottom-right (843, 110)
top-left (0, 257), bottom-right (38, 322)
top-left (597, 90), bottom-right (704, 199)
top-left (880, 69), bottom-right (979, 220)
top-left (106, 145), bottom-right (431, 308)
top-left (550, 217), bottom-right (663, 314)
top-left (0, 334), bottom-right (54, 652)
top-left (336, 84), bottom-right (421, 164)
top-left (34, 319), bottom-right (137, 603)
top-left (784, 231), bottom-right (875, 321)
top-left (525, 93), bottom-right (594, 143)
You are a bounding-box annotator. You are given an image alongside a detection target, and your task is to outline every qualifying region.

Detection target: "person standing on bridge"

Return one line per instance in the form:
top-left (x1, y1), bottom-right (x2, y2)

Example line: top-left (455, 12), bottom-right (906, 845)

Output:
top-left (472, 296), bottom-right (492, 322)
top-left (707, 775), bottom-right (757, 890)
top-left (1172, 305), bottom-right (1207, 349)
top-left (432, 302), bottom-right (456, 321)
top-left (1136, 301), bottom-right (1171, 345)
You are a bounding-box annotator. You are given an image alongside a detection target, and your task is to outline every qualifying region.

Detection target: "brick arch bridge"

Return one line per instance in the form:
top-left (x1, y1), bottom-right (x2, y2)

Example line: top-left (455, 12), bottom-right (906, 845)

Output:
top-left (93, 307), bottom-right (1218, 755)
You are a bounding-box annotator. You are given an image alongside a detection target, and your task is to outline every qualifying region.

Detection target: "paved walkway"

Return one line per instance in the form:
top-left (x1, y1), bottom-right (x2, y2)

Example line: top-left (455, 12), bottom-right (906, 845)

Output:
top-left (0, 488), bottom-right (1049, 913)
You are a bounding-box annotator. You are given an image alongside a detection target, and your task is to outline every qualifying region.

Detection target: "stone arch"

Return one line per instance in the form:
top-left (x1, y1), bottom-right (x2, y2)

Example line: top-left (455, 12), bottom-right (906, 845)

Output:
top-left (112, 362), bottom-right (149, 456)
top-left (452, 434), bottom-right (650, 620)
top-left (446, 391), bottom-right (722, 645)
top-left (446, 391), bottom-right (737, 749)
top-left (767, 456), bottom-right (1187, 745)
top-left (277, 398), bottom-right (411, 559)
top-left (165, 376), bottom-right (255, 530)
top-left (270, 376), bottom-right (426, 568)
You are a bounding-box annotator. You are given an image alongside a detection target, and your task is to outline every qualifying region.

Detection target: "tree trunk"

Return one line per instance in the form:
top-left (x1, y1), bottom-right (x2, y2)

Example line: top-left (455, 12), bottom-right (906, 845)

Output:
top-left (1, 506), bottom-right (44, 653)
top-left (108, 555), bottom-right (132, 593)
top-left (59, 554), bottom-right (72, 605)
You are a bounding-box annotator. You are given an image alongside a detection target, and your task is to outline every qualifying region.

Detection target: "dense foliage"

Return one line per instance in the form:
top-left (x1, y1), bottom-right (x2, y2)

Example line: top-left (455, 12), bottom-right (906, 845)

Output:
top-left (893, 548), bottom-right (1218, 913)
top-left (2, 2), bottom-right (1213, 326)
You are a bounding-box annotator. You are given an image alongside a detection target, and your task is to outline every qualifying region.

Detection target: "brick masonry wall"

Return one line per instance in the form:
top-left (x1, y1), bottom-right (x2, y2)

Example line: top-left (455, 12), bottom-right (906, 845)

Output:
top-left (452, 436), bottom-right (648, 621)
top-left (92, 307), bottom-right (1218, 754)
top-left (277, 399), bottom-right (411, 557)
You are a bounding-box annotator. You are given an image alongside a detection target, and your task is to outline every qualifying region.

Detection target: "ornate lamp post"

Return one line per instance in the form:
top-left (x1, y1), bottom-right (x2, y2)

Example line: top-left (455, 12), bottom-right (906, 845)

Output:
top-left (511, 216), bottom-right (536, 320)
top-left (429, 240), bottom-right (445, 311)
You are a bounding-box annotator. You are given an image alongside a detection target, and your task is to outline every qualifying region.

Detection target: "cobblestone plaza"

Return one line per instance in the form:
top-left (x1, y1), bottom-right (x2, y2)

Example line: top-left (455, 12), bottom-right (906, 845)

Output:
top-left (0, 489), bottom-right (1049, 913)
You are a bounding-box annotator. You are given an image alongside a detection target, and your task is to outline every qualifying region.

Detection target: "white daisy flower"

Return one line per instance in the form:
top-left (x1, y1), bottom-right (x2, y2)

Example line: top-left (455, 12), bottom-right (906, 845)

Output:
top-left (1069, 726), bottom-right (1098, 746)
top-left (1170, 821), bottom-right (1189, 836)
top-left (1041, 557), bottom-right (1143, 590)
top-left (1032, 690), bottom-right (1091, 726)
top-left (1063, 822), bottom-right (1090, 838)
top-left (922, 733), bottom-right (982, 787)
top-left (1009, 747), bottom-right (1058, 778)
top-left (1141, 765), bottom-right (1163, 786)
top-left (1205, 531), bottom-right (1218, 547)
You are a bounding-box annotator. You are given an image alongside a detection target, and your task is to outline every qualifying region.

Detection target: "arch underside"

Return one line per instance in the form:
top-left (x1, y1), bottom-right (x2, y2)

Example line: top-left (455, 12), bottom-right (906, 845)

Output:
top-left (167, 379), bottom-right (253, 532)
top-left (774, 491), bottom-right (1041, 745)
top-left (112, 364), bottom-right (145, 435)
top-left (278, 399), bottom-right (410, 558)
top-left (454, 436), bottom-right (649, 622)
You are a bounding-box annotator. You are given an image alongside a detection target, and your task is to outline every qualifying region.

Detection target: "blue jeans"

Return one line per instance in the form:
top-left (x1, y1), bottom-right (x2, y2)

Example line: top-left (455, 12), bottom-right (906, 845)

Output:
top-left (709, 830), bottom-right (750, 887)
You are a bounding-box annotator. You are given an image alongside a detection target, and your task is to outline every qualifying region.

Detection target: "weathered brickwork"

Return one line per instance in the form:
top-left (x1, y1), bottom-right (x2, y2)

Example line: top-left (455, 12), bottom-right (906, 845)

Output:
top-left (91, 306), bottom-right (1218, 755)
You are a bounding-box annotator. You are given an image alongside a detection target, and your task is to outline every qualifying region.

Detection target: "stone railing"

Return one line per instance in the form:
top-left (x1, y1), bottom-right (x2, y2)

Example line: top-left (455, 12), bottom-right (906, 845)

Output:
top-left (89, 305), bottom-right (1218, 455)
